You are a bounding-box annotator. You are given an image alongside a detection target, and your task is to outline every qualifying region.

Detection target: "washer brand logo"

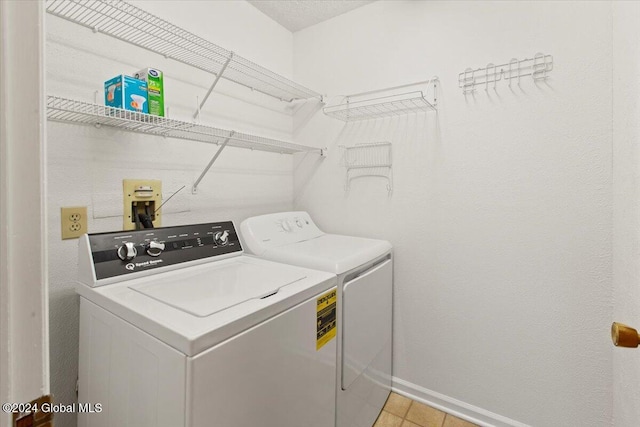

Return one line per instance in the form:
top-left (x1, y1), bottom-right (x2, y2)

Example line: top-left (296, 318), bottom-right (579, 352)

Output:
top-left (133, 259), bottom-right (164, 269)
top-left (125, 263), bottom-right (135, 271)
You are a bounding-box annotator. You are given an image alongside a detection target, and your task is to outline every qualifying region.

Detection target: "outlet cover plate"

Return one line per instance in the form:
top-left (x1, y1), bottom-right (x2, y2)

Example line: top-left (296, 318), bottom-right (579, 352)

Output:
top-left (61, 206), bottom-right (87, 240)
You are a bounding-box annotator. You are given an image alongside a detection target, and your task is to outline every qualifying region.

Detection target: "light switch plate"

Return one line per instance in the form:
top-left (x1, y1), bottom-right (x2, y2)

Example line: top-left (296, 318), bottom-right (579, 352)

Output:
top-left (61, 206), bottom-right (87, 239)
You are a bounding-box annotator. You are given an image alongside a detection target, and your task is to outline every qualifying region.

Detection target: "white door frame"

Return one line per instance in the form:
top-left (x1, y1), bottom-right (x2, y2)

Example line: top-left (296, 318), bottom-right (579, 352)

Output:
top-left (0, 1), bottom-right (49, 426)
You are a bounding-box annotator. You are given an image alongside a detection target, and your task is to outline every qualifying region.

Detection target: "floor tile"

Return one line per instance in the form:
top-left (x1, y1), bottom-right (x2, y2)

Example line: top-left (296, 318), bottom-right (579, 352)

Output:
top-left (442, 415), bottom-right (478, 427)
top-left (374, 411), bottom-right (404, 427)
top-left (384, 392), bottom-right (413, 418)
top-left (401, 420), bottom-right (423, 427)
top-left (405, 401), bottom-right (446, 427)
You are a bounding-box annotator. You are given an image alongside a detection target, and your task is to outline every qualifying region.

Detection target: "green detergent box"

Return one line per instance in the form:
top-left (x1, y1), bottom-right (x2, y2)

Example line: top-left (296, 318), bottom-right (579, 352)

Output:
top-left (134, 68), bottom-right (164, 117)
top-left (104, 75), bottom-right (148, 114)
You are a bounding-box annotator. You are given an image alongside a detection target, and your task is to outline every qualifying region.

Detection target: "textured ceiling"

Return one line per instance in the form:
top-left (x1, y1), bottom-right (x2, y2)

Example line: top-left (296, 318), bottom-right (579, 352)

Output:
top-left (248, 0), bottom-right (375, 32)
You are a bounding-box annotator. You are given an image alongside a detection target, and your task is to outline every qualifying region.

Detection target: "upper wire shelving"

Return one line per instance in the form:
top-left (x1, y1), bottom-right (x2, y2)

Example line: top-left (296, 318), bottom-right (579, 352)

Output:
top-left (323, 78), bottom-right (438, 122)
top-left (45, 0), bottom-right (321, 103)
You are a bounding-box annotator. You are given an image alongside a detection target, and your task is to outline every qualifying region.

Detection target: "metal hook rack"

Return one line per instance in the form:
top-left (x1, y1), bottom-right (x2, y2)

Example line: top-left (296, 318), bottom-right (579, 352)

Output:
top-left (340, 142), bottom-right (393, 193)
top-left (459, 53), bottom-right (553, 93)
top-left (324, 78), bottom-right (438, 122)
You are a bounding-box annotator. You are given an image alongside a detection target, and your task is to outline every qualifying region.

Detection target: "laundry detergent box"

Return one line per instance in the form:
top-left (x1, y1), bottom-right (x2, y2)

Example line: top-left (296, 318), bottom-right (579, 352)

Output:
top-left (104, 75), bottom-right (148, 114)
top-left (134, 68), bottom-right (164, 116)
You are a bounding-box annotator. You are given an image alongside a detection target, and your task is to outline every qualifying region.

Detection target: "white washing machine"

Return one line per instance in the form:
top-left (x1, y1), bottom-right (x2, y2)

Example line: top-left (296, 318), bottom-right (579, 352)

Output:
top-left (75, 220), bottom-right (338, 427)
top-left (240, 212), bottom-right (393, 427)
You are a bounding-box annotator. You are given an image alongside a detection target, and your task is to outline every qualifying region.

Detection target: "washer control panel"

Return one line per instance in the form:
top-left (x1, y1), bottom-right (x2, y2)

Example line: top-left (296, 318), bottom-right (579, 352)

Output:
top-left (86, 221), bottom-right (241, 281)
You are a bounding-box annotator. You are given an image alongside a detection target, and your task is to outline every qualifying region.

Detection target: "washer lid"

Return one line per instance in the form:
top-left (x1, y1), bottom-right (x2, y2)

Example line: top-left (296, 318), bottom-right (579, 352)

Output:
top-left (76, 256), bottom-right (337, 356)
top-left (265, 234), bottom-right (392, 274)
top-left (129, 259), bottom-right (305, 317)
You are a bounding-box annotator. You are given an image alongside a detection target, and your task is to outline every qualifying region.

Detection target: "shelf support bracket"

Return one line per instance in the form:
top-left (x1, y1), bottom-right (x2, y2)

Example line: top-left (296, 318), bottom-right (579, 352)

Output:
top-left (192, 131), bottom-right (235, 194)
top-left (193, 52), bottom-right (234, 119)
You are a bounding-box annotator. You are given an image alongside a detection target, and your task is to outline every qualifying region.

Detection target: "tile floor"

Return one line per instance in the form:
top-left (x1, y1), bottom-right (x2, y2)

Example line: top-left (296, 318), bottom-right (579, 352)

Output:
top-left (374, 393), bottom-right (479, 427)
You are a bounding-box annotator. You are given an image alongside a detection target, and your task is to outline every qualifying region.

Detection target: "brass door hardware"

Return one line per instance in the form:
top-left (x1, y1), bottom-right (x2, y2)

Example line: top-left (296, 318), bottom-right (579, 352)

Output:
top-left (611, 322), bottom-right (640, 348)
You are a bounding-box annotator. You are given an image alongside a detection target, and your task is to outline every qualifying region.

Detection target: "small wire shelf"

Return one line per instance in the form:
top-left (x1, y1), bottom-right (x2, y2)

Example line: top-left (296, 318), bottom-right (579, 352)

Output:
top-left (324, 92), bottom-right (435, 122)
top-left (341, 142), bottom-right (393, 192)
top-left (46, 95), bottom-right (318, 155)
top-left (342, 142), bottom-right (392, 168)
top-left (323, 79), bottom-right (438, 122)
top-left (45, 0), bottom-right (321, 102)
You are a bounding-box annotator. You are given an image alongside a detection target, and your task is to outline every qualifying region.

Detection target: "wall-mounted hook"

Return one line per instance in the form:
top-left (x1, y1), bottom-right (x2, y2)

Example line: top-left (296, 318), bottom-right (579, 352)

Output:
top-left (462, 68), bottom-right (475, 94)
top-left (485, 63), bottom-right (496, 91)
top-left (532, 52), bottom-right (547, 80)
top-left (508, 58), bottom-right (519, 87)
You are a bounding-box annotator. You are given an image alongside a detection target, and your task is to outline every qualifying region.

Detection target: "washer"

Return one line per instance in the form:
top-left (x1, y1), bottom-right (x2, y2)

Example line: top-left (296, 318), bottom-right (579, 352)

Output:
top-left (76, 221), bottom-right (338, 427)
top-left (240, 212), bottom-right (393, 427)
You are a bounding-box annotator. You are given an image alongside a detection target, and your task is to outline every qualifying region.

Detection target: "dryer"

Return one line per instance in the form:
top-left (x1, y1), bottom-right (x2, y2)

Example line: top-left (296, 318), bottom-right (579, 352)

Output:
top-left (76, 221), bottom-right (338, 427)
top-left (241, 212), bottom-right (393, 427)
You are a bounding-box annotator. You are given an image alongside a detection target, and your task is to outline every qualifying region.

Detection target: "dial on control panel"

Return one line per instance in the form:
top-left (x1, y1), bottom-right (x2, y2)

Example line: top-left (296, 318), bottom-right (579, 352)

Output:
top-left (280, 220), bottom-right (292, 232)
top-left (214, 230), bottom-right (230, 246)
top-left (117, 242), bottom-right (137, 261)
top-left (146, 241), bottom-right (165, 257)
top-left (281, 219), bottom-right (305, 232)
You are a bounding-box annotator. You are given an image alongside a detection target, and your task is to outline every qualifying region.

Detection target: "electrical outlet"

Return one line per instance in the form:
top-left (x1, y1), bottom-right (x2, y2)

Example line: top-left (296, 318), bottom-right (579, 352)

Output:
top-left (61, 206), bottom-right (87, 240)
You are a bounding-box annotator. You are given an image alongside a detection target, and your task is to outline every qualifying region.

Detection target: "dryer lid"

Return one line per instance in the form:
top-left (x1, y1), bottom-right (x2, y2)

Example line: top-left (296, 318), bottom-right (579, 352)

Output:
top-left (129, 259), bottom-right (305, 317)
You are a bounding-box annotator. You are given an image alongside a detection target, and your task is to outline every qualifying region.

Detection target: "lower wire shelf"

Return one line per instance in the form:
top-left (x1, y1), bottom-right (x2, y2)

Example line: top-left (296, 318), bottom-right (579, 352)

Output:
top-left (47, 95), bottom-right (325, 193)
top-left (46, 95), bottom-right (319, 155)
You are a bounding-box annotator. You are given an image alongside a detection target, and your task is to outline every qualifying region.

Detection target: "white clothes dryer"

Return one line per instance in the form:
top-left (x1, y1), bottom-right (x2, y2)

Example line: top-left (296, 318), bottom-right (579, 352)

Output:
top-left (240, 212), bottom-right (393, 427)
top-left (76, 221), bottom-right (338, 427)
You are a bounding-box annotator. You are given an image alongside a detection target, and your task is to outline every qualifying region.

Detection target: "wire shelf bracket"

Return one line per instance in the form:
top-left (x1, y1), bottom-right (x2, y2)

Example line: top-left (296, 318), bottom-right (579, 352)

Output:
top-left (46, 95), bottom-right (324, 193)
top-left (194, 53), bottom-right (233, 120)
top-left (45, 0), bottom-right (322, 104)
top-left (459, 53), bottom-right (553, 94)
top-left (323, 78), bottom-right (438, 122)
top-left (192, 131), bottom-right (234, 194)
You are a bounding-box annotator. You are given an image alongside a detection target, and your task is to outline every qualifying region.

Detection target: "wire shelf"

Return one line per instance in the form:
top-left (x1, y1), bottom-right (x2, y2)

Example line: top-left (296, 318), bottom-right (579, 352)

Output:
top-left (45, 0), bottom-right (321, 102)
top-left (323, 78), bottom-right (438, 122)
top-left (341, 142), bottom-right (393, 192)
top-left (342, 142), bottom-right (392, 169)
top-left (47, 95), bottom-right (318, 155)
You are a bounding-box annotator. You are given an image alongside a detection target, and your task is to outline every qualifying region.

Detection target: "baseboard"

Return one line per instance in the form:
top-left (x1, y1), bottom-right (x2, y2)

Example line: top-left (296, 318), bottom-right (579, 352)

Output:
top-left (391, 377), bottom-right (530, 427)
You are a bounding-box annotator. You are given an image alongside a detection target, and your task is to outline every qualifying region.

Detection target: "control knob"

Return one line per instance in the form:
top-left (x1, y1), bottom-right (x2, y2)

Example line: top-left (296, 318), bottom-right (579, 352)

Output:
top-left (146, 241), bottom-right (165, 257)
top-left (281, 220), bottom-right (293, 232)
top-left (117, 242), bottom-right (137, 261)
top-left (214, 230), bottom-right (230, 246)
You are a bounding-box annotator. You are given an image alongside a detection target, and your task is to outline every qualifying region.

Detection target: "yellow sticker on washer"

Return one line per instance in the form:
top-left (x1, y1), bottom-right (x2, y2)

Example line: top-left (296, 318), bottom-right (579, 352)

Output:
top-left (317, 289), bottom-right (337, 350)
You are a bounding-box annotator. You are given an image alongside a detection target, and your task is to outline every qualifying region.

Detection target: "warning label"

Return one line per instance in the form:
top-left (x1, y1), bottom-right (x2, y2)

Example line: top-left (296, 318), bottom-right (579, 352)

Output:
top-left (316, 289), bottom-right (337, 350)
